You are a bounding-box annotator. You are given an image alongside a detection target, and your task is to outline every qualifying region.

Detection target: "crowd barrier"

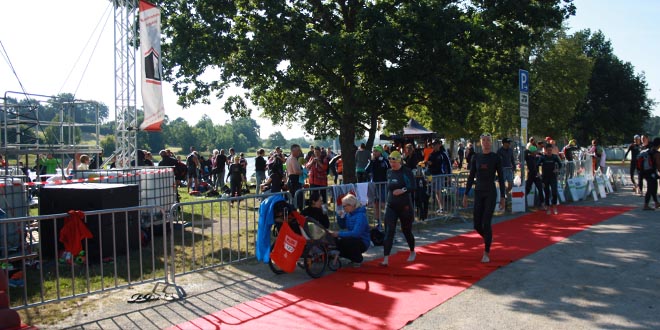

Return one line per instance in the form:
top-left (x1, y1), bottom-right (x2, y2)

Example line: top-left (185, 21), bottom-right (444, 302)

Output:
top-left (167, 191), bottom-right (291, 277)
top-left (1, 205), bottom-right (172, 310)
top-left (292, 174), bottom-right (467, 229)
top-left (1, 159), bottom-right (630, 312)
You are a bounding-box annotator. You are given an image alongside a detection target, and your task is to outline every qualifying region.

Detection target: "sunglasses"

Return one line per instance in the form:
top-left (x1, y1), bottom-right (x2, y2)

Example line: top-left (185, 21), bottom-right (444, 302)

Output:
top-left (388, 157), bottom-right (400, 161)
top-left (480, 133), bottom-right (492, 138)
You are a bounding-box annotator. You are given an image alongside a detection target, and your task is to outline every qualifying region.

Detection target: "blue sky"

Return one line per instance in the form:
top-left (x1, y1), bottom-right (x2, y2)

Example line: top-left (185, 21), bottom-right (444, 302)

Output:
top-left (0, 0), bottom-right (657, 139)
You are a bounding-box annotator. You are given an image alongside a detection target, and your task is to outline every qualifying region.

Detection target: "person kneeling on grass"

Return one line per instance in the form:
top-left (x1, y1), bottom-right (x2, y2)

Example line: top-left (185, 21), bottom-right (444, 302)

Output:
top-left (330, 194), bottom-right (370, 267)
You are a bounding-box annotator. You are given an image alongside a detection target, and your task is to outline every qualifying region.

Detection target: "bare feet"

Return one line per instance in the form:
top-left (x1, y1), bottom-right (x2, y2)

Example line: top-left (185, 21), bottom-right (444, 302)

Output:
top-left (379, 256), bottom-right (389, 267)
top-left (481, 252), bottom-right (490, 263)
top-left (407, 251), bottom-right (416, 262)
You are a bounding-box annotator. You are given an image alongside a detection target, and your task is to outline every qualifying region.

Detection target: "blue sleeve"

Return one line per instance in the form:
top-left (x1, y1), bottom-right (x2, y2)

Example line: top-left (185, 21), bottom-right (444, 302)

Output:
top-left (339, 213), bottom-right (369, 239)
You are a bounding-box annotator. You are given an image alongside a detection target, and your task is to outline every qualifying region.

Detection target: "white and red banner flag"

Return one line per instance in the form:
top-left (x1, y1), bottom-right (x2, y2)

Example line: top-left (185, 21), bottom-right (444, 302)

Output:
top-left (139, 0), bottom-right (164, 132)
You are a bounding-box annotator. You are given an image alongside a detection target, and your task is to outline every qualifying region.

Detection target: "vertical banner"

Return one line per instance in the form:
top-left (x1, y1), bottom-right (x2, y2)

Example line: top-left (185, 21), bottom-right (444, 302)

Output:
top-left (139, 0), bottom-right (164, 132)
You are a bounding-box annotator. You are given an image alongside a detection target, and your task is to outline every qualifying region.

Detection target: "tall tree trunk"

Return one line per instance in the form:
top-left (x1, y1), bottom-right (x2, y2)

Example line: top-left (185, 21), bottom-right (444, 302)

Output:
top-left (339, 115), bottom-right (357, 184)
top-left (365, 112), bottom-right (378, 151)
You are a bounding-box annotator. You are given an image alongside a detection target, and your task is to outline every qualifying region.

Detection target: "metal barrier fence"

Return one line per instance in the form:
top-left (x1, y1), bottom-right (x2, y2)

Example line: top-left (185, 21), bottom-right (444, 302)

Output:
top-left (558, 159), bottom-right (594, 183)
top-left (426, 173), bottom-right (467, 223)
top-left (167, 191), bottom-right (291, 277)
top-left (292, 174), bottom-right (467, 229)
top-left (292, 184), bottom-right (388, 229)
top-left (1, 205), bottom-right (172, 310)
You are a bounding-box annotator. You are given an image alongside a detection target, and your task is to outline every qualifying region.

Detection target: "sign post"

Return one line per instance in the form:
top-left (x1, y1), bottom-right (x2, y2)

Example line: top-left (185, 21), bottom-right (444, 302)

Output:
top-left (519, 69), bottom-right (529, 212)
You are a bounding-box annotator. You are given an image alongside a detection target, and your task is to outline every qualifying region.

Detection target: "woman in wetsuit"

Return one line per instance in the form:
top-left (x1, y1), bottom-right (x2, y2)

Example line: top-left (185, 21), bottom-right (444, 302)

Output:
top-left (462, 133), bottom-right (506, 263)
top-left (379, 150), bottom-right (417, 267)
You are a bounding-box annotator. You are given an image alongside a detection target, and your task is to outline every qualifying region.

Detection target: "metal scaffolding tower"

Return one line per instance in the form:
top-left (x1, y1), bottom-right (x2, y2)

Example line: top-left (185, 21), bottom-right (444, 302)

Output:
top-left (113, 0), bottom-right (138, 168)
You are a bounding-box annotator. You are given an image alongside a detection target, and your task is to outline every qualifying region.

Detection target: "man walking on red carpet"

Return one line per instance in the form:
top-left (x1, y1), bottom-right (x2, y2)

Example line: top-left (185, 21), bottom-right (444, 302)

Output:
top-left (462, 133), bottom-right (506, 263)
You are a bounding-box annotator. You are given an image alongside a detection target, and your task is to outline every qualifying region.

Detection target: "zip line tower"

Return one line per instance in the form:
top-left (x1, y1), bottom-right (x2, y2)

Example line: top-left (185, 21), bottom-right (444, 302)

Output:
top-left (113, 0), bottom-right (138, 168)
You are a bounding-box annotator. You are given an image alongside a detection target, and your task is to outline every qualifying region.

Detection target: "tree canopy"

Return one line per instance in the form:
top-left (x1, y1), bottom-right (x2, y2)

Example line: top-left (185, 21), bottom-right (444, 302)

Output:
top-left (568, 30), bottom-right (653, 145)
top-left (157, 0), bottom-right (576, 182)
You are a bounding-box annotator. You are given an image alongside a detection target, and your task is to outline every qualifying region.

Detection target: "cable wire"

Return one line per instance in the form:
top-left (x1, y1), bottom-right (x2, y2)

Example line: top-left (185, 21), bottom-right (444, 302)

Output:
top-left (59, 2), bottom-right (113, 97)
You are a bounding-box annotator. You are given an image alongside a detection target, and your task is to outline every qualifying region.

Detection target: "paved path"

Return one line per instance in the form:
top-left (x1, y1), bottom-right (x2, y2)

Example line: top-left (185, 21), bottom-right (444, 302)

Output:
top-left (37, 184), bottom-right (659, 329)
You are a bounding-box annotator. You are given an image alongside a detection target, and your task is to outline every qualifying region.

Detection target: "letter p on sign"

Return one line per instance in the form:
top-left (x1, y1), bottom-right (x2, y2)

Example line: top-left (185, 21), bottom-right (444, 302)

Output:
top-left (519, 69), bottom-right (529, 93)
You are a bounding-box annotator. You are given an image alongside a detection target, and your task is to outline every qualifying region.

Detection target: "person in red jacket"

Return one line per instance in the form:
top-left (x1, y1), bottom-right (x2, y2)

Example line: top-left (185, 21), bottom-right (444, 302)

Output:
top-left (306, 147), bottom-right (329, 208)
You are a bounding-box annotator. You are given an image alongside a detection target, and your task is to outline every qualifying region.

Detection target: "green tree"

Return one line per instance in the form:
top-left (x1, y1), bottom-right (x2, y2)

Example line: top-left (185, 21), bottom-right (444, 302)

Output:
top-left (167, 118), bottom-right (196, 151)
top-left (644, 116), bottom-right (660, 137)
top-left (42, 114), bottom-right (82, 145)
top-left (100, 135), bottom-right (116, 156)
top-left (528, 32), bottom-right (593, 142)
top-left (571, 30), bottom-right (653, 145)
top-left (158, 0), bottom-right (576, 182)
top-left (194, 114), bottom-right (215, 150)
top-left (230, 117), bottom-right (261, 149)
top-left (265, 131), bottom-right (287, 150)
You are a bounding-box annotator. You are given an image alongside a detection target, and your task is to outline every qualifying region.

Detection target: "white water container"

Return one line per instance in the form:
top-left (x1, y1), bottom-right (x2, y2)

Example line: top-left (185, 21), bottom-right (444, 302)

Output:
top-left (0, 177), bottom-right (28, 218)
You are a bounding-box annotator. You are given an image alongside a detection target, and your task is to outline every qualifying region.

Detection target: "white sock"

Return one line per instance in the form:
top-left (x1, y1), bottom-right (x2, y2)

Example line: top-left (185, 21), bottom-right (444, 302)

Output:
top-left (407, 251), bottom-right (416, 262)
top-left (381, 256), bottom-right (389, 265)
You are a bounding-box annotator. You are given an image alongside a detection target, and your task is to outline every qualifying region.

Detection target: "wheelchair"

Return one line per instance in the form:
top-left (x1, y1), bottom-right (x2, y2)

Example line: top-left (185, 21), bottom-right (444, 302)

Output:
top-left (268, 201), bottom-right (341, 278)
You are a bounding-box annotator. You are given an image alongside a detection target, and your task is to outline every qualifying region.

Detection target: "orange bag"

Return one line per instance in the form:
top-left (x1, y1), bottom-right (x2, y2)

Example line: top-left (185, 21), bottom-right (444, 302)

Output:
top-left (270, 221), bottom-right (306, 273)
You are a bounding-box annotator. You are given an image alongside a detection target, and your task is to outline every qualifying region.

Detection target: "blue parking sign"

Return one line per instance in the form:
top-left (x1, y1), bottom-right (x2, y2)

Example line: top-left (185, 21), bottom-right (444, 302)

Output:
top-left (519, 69), bottom-right (529, 92)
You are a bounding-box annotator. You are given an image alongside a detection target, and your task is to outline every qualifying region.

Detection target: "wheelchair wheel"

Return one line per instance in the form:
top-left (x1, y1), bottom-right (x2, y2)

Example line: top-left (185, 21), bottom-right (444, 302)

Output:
top-left (327, 250), bottom-right (342, 271)
top-left (303, 244), bottom-right (327, 278)
top-left (268, 243), bottom-right (285, 275)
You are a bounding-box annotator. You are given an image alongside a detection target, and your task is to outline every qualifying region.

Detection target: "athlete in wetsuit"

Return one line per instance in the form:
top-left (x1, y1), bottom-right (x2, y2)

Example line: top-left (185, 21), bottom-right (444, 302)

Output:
top-left (622, 135), bottom-right (641, 193)
top-left (379, 150), bottom-right (416, 267)
top-left (538, 144), bottom-right (563, 215)
top-left (462, 133), bottom-right (506, 263)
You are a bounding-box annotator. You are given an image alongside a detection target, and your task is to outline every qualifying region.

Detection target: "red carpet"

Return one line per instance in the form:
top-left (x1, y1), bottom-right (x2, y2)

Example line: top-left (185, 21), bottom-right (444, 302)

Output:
top-left (169, 206), bottom-right (632, 330)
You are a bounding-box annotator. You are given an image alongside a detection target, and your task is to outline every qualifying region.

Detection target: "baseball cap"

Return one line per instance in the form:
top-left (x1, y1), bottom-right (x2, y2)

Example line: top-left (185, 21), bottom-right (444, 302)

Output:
top-left (545, 136), bottom-right (552, 141)
top-left (373, 145), bottom-right (383, 153)
top-left (634, 134), bottom-right (641, 139)
top-left (502, 137), bottom-right (512, 143)
top-left (432, 139), bottom-right (442, 145)
top-left (388, 151), bottom-right (402, 161)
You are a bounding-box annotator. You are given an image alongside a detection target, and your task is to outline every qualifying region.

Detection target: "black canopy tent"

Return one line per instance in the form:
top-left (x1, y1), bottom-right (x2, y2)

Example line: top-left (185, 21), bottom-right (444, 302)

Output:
top-left (380, 119), bottom-right (437, 143)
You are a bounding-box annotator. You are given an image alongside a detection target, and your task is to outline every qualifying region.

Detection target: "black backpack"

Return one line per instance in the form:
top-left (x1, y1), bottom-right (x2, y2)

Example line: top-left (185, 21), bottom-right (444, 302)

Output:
top-left (186, 153), bottom-right (196, 166)
top-left (370, 227), bottom-right (384, 246)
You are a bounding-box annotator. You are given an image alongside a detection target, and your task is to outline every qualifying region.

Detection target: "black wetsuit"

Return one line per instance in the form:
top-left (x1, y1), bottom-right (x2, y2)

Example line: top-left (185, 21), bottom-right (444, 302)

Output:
top-left (638, 145), bottom-right (649, 193)
top-left (643, 150), bottom-right (659, 206)
top-left (539, 154), bottom-right (562, 206)
top-left (561, 144), bottom-right (579, 178)
top-left (465, 152), bottom-right (506, 253)
top-left (524, 149), bottom-right (544, 206)
top-left (227, 163), bottom-right (243, 197)
top-left (382, 166), bottom-right (416, 257)
top-left (624, 143), bottom-right (641, 187)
